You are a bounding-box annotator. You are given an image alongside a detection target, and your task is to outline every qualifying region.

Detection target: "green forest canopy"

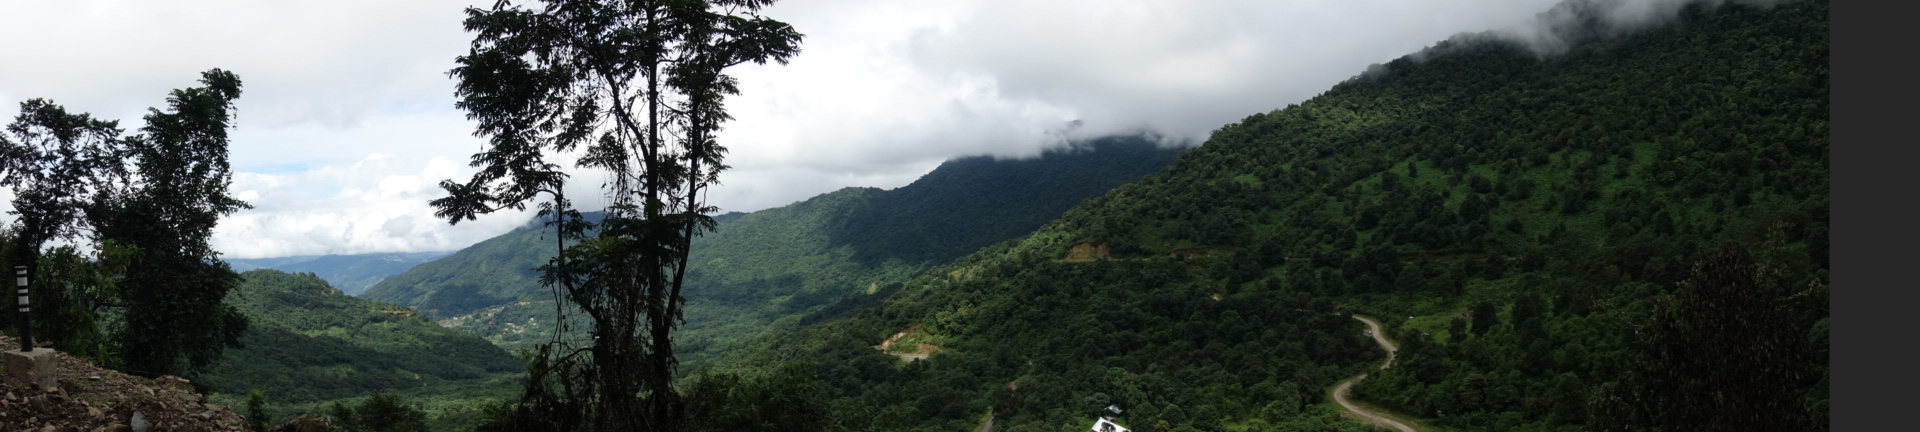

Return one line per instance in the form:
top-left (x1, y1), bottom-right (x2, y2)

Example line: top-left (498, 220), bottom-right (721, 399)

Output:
top-left (699, 1), bottom-right (1827, 431)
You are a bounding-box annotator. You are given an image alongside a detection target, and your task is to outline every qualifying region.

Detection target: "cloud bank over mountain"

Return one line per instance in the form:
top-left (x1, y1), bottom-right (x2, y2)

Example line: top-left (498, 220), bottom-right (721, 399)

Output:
top-left (2, 0), bottom-right (1655, 258)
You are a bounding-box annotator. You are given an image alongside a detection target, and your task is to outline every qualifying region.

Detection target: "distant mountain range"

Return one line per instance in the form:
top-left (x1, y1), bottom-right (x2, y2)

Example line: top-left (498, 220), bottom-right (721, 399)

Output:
top-left (225, 251), bottom-right (454, 296)
top-left (192, 2), bottom-right (1828, 432)
top-left (358, 134), bottom-right (1186, 359)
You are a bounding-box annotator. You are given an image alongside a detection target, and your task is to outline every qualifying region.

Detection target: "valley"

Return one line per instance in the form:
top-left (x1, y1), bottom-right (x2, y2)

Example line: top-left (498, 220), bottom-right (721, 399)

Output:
top-left (0, 0), bottom-right (1828, 431)
top-left (678, 1), bottom-right (1829, 430)
top-left (199, 270), bottom-right (522, 430)
top-left (226, 251), bottom-right (456, 296)
top-left (362, 135), bottom-right (1186, 367)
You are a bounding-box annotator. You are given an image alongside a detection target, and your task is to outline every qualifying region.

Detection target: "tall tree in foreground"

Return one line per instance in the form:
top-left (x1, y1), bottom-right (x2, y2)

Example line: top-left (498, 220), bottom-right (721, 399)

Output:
top-left (433, 1), bottom-right (801, 430)
top-left (88, 69), bottom-right (253, 377)
top-left (1, 69), bottom-right (249, 375)
top-left (0, 99), bottom-right (122, 351)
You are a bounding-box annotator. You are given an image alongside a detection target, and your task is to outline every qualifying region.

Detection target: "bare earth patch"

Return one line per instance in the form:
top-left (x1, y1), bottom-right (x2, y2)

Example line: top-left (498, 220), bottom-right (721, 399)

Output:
top-left (1065, 242), bottom-right (1111, 262)
top-left (874, 324), bottom-right (944, 363)
top-left (1, 335), bottom-right (250, 431)
top-left (1330, 316), bottom-right (1421, 432)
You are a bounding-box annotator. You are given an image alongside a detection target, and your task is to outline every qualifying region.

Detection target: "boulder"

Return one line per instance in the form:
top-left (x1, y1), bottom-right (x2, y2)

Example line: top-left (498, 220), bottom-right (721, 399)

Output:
top-left (3, 348), bottom-right (59, 390)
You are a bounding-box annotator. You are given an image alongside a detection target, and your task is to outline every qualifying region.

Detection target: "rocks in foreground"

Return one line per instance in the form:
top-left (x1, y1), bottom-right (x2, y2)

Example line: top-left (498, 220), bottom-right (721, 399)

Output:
top-left (1, 335), bottom-right (249, 432)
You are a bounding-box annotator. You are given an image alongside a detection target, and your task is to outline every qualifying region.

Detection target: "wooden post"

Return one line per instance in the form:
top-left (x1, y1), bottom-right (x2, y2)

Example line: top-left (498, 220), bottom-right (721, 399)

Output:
top-left (15, 265), bottom-right (30, 352)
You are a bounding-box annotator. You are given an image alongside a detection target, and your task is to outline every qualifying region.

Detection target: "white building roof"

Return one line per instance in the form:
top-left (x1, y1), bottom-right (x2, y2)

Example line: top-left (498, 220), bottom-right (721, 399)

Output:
top-left (1087, 418), bottom-right (1131, 432)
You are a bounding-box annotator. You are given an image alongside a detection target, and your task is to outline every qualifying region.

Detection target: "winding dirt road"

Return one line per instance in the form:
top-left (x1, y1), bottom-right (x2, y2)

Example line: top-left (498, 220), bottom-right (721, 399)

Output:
top-left (1331, 315), bottom-right (1418, 432)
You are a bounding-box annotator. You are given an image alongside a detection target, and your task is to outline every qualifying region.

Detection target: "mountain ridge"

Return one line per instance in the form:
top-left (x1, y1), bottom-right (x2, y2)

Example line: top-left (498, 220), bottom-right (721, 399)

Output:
top-left (198, 269), bottom-right (521, 430)
top-left (226, 251), bottom-right (455, 296)
top-left (703, 2), bottom-right (1828, 431)
top-left (360, 135), bottom-right (1186, 360)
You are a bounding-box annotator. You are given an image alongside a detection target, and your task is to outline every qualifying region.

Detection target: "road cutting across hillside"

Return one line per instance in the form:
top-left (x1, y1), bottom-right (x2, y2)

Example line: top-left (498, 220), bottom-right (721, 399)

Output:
top-left (1331, 315), bottom-right (1419, 432)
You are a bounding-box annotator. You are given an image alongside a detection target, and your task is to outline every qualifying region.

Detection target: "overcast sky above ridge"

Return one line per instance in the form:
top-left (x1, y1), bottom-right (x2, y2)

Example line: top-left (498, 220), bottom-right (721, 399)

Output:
top-left (0, 0), bottom-right (1593, 259)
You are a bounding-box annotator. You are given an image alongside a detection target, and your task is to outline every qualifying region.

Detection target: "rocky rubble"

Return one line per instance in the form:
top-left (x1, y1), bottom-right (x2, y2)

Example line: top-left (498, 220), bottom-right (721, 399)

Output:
top-left (1, 335), bottom-right (249, 432)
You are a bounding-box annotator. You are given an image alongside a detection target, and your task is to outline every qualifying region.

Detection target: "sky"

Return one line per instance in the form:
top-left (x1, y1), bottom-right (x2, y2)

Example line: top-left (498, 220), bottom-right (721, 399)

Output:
top-left (0, 0), bottom-right (1715, 259)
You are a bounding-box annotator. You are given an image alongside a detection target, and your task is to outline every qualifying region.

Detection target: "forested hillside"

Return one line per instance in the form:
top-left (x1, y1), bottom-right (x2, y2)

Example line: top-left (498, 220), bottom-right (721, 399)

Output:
top-left (199, 270), bottom-right (521, 430)
top-left (357, 217), bottom-right (581, 318)
top-left (364, 136), bottom-right (1182, 359)
top-left (670, 136), bottom-right (1184, 363)
top-left (226, 251), bottom-right (453, 295)
top-left (705, 1), bottom-right (1828, 431)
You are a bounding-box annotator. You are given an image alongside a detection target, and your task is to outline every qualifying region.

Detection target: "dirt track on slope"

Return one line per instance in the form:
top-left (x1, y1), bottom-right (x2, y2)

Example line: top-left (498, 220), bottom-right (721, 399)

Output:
top-left (1330, 315), bottom-right (1418, 432)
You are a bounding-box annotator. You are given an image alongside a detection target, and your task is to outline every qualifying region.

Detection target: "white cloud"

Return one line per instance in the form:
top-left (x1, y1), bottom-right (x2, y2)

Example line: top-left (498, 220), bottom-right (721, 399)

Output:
top-left (215, 154), bottom-right (535, 258)
top-left (0, 0), bottom-right (478, 128)
top-left (1489, 0), bottom-right (1785, 56)
top-left (8, 0), bottom-right (1725, 259)
top-left (892, 0), bottom-right (1569, 143)
top-left (707, 0), bottom-right (1567, 209)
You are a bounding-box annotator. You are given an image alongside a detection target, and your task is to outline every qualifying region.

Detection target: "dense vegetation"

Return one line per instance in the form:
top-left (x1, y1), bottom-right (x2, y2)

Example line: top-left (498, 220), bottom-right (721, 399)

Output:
top-left (200, 270), bottom-right (521, 431)
top-left (675, 136), bottom-right (1184, 366)
top-left (227, 251), bottom-right (454, 296)
top-left (368, 136), bottom-right (1182, 364)
top-left (709, 254), bottom-right (1392, 432)
top-left (706, 1), bottom-right (1828, 431)
top-left (0, 69), bottom-right (255, 378)
top-left (426, 0), bottom-right (811, 428)
top-left (357, 218), bottom-right (573, 318)
top-left (4, 1), bottom-right (1824, 431)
